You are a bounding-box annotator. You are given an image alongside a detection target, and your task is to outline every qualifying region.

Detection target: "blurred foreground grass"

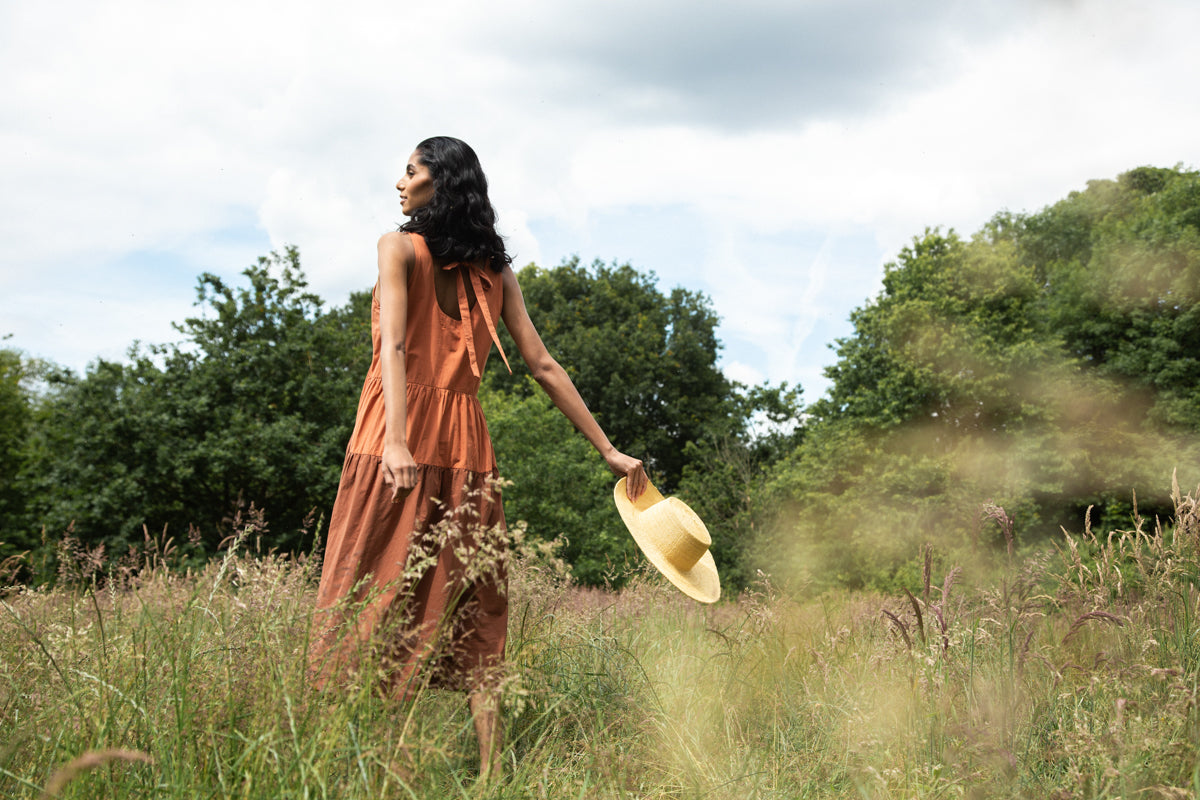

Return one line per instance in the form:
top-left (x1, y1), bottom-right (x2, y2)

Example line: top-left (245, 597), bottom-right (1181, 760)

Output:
top-left (3, 481), bottom-right (1200, 799)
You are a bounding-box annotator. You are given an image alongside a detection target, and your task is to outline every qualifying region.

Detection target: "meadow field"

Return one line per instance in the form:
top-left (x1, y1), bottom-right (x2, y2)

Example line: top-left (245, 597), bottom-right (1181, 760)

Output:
top-left (3, 481), bottom-right (1200, 800)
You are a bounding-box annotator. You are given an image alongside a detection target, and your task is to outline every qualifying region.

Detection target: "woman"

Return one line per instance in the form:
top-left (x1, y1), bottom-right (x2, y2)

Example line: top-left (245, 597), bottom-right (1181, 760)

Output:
top-left (311, 136), bottom-right (647, 777)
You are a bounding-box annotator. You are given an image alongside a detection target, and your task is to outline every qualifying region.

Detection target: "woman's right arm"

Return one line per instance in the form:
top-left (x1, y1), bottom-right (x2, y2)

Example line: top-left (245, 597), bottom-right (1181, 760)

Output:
top-left (377, 232), bottom-right (418, 501)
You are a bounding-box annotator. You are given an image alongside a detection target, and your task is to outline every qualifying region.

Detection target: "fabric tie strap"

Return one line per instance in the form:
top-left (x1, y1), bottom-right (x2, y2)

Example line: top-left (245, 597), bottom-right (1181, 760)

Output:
top-left (447, 263), bottom-right (512, 379)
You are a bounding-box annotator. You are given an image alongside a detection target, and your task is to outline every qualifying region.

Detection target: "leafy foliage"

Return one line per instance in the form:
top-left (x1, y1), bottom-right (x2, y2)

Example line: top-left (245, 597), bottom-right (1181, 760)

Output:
top-left (16, 249), bottom-right (372, 565)
top-left (765, 165), bottom-right (1200, 593)
top-left (1029, 167), bottom-right (1200, 428)
top-left (0, 347), bottom-right (41, 559)
top-left (5, 250), bottom-right (782, 588)
top-left (486, 258), bottom-right (738, 491)
top-left (481, 383), bottom-right (634, 586)
top-left (675, 382), bottom-right (804, 590)
top-left (484, 258), bottom-right (799, 588)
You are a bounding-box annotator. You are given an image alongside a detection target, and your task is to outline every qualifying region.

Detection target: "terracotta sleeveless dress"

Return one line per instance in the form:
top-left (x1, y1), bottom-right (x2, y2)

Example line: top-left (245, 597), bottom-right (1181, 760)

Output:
top-left (311, 232), bottom-right (510, 696)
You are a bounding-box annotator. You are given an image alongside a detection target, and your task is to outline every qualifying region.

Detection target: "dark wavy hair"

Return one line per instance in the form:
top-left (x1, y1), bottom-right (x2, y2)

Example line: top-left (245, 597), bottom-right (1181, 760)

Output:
top-left (399, 136), bottom-right (510, 272)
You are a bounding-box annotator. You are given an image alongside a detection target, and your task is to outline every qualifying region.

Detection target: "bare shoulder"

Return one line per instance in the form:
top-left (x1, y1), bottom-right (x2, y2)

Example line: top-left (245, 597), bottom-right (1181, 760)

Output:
top-left (378, 230), bottom-right (413, 258)
top-left (377, 231), bottom-right (416, 275)
top-left (501, 263), bottom-right (520, 291)
top-left (500, 265), bottom-right (526, 314)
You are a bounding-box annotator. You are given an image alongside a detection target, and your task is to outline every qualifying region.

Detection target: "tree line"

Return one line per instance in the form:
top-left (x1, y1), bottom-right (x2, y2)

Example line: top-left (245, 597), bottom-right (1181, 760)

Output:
top-left (0, 250), bottom-right (798, 588)
top-left (2, 165), bottom-right (1198, 592)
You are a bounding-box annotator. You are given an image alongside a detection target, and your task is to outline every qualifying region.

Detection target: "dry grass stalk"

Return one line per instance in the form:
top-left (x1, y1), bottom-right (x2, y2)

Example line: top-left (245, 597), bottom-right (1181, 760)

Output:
top-left (940, 565), bottom-right (961, 605)
top-left (903, 587), bottom-right (926, 646)
top-left (981, 501), bottom-right (1015, 556)
top-left (1061, 610), bottom-right (1125, 644)
top-left (922, 543), bottom-right (932, 607)
top-left (40, 749), bottom-right (153, 798)
top-left (881, 608), bottom-right (912, 649)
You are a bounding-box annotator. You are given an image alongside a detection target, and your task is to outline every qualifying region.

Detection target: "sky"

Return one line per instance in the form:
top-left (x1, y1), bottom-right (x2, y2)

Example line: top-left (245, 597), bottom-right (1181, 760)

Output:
top-left (2, 0), bottom-right (1198, 401)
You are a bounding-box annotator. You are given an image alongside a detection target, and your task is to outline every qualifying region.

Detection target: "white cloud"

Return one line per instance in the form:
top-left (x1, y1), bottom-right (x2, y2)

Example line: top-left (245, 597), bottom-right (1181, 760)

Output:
top-left (1, 0), bottom-right (1197, 397)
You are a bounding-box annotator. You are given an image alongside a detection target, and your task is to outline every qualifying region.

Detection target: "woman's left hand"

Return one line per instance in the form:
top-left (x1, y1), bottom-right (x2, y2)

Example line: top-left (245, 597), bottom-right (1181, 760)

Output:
top-left (605, 450), bottom-right (647, 501)
top-left (382, 442), bottom-right (418, 503)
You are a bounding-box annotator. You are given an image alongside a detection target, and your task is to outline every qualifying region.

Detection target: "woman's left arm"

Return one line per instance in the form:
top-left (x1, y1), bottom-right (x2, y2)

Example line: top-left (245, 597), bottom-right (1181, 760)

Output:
top-left (499, 266), bottom-right (647, 501)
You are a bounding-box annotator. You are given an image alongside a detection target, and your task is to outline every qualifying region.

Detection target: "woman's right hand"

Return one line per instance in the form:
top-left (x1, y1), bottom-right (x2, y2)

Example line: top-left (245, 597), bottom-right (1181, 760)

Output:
top-left (382, 442), bottom-right (418, 503)
top-left (605, 449), bottom-right (647, 502)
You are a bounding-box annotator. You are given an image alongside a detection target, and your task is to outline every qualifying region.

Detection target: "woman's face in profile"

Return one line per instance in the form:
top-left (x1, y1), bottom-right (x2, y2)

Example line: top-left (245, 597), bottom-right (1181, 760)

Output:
top-left (396, 150), bottom-right (435, 215)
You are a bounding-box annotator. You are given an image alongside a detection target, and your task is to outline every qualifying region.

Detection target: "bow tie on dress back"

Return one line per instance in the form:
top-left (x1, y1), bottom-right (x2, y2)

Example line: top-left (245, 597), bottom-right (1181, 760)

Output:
top-left (442, 262), bottom-right (512, 378)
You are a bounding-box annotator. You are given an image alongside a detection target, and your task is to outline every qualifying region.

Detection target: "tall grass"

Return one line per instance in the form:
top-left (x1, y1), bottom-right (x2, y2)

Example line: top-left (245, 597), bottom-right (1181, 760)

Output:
top-left (3, 481), bottom-right (1200, 798)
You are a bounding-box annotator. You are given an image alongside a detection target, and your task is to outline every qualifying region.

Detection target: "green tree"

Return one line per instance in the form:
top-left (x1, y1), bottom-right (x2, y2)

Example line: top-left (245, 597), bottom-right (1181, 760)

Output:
top-left (0, 346), bottom-right (39, 559)
top-left (20, 249), bottom-right (372, 557)
top-left (764, 167), bottom-right (1200, 592)
top-left (483, 257), bottom-right (801, 589)
top-left (675, 382), bottom-right (804, 589)
top-left (1026, 166), bottom-right (1200, 429)
top-left (481, 383), bottom-right (635, 585)
top-left (486, 258), bottom-right (737, 491)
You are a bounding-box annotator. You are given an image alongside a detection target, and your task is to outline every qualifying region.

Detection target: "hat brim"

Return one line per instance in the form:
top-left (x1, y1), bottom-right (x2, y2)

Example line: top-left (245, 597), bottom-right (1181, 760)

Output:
top-left (614, 477), bottom-right (721, 603)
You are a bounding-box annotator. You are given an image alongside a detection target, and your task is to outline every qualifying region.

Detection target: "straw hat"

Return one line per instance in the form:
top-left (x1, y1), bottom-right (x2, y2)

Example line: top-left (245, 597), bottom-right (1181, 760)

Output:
top-left (613, 477), bottom-right (720, 603)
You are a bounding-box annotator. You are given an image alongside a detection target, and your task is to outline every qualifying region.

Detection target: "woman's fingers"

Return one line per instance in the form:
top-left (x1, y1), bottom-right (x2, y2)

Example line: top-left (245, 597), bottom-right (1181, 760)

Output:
top-left (382, 461), bottom-right (417, 503)
top-left (397, 467), bottom-right (417, 489)
top-left (381, 463), bottom-right (398, 502)
top-left (614, 455), bottom-right (646, 501)
top-left (626, 464), bottom-right (647, 501)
